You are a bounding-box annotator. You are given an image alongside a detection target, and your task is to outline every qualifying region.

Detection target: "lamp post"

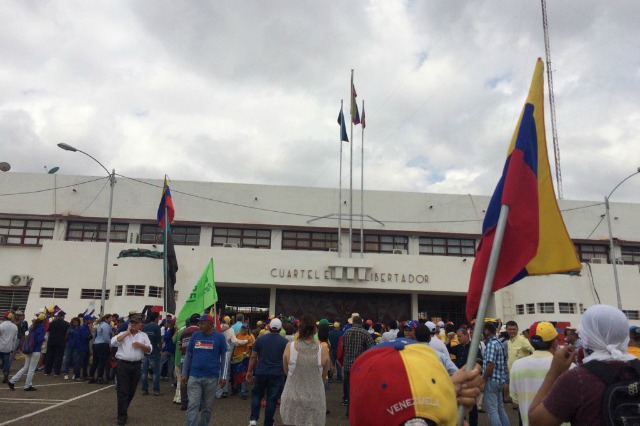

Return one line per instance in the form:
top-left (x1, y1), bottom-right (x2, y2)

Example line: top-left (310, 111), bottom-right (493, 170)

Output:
top-left (604, 166), bottom-right (640, 311)
top-left (58, 143), bottom-right (115, 317)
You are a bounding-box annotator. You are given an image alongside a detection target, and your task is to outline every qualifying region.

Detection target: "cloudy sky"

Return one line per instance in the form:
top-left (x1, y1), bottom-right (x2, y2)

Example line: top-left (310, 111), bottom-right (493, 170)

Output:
top-left (1, 1), bottom-right (639, 202)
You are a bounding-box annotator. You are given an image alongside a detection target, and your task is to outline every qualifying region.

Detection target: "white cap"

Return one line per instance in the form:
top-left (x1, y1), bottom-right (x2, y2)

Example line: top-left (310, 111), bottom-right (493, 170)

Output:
top-left (425, 321), bottom-right (436, 332)
top-left (269, 318), bottom-right (282, 331)
top-left (437, 321), bottom-right (445, 327)
top-left (500, 325), bottom-right (507, 333)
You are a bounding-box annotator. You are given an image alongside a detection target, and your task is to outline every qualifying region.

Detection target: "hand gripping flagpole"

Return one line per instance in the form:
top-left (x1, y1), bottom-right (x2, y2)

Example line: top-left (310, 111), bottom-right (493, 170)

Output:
top-left (457, 205), bottom-right (510, 426)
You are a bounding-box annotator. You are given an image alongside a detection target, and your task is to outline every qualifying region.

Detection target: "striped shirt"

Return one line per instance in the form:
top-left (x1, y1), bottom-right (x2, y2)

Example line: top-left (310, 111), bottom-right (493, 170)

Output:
top-left (342, 326), bottom-right (374, 372)
top-left (510, 350), bottom-right (574, 426)
top-left (483, 335), bottom-right (508, 384)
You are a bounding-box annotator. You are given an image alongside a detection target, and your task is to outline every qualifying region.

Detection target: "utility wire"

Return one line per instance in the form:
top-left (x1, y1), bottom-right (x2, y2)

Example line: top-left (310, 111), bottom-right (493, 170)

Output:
top-left (0, 177), bottom-right (106, 197)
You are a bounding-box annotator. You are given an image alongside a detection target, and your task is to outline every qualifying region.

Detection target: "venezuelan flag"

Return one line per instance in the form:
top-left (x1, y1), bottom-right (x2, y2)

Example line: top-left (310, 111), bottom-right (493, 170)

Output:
top-left (466, 59), bottom-right (581, 322)
top-left (157, 177), bottom-right (175, 229)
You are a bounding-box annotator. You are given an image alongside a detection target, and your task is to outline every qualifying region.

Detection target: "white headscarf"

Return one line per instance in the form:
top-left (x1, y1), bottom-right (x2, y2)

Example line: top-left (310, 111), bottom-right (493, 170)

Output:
top-left (578, 304), bottom-right (636, 363)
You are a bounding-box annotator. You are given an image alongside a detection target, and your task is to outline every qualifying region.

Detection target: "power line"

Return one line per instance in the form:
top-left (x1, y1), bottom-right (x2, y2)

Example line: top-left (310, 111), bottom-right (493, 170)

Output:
top-left (0, 177), bottom-right (107, 197)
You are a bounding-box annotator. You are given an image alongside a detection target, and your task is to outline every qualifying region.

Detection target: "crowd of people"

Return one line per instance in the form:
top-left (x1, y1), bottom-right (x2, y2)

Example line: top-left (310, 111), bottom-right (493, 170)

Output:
top-left (1, 304), bottom-right (639, 425)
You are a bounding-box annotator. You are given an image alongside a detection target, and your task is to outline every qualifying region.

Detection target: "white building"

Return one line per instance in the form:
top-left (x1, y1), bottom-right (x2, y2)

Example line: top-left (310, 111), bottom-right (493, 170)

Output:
top-left (0, 172), bottom-right (638, 329)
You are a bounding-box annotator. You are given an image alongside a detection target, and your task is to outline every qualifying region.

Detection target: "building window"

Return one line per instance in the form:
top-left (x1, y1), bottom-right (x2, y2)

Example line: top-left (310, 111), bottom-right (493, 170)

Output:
top-left (115, 285), bottom-right (123, 296)
top-left (0, 288), bottom-right (30, 312)
top-left (212, 228), bottom-right (271, 249)
top-left (579, 303), bottom-right (585, 314)
top-left (526, 304), bottom-right (535, 314)
top-left (140, 225), bottom-right (200, 246)
top-left (418, 237), bottom-right (476, 257)
top-left (352, 234), bottom-right (408, 254)
top-left (558, 302), bottom-right (576, 314)
top-left (538, 302), bottom-right (555, 314)
top-left (0, 219), bottom-right (55, 246)
top-left (623, 310), bottom-right (640, 320)
top-left (80, 289), bottom-right (109, 300)
top-left (148, 286), bottom-right (163, 298)
top-left (621, 246), bottom-right (640, 265)
top-left (39, 288), bottom-right (69, 299)
top-left (282, 231), bottom-right (338, 251)
top-left (515, 304), bottom-right (524, 315)
top-left (66, 221), bottom-right (128, 242)
top-left (575, 243), bottom-right (609, 263)
top-left (125, 285), bottom-right (145, 296)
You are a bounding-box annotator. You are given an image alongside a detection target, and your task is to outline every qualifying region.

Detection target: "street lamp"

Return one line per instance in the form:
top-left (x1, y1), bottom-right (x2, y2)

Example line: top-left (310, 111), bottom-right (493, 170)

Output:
top-left (57, 143), bottom-right (116, 317)
top-left (604, 166), bottom-right (640, 310)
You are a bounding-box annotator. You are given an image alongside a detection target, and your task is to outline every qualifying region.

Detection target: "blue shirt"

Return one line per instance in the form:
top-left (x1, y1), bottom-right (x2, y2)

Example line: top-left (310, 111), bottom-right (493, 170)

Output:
top-left (253, 332), bottom-right (288, 376)
top-left (77, 324), bottom-right (92, 352)
top-left (182, 331), bottom-right (227, 378)
top-left (31, 325), bottom-right (46, 352)
top-left (143, 322), bottom-right (162, 350)
top-left (94, 322), bottom-right (112, 344)
top-left (163, 328), bottom-right (175, 354)
top-left (483, 335), bottom-right (508, 384)
top-left (231, 321), bottom-right (243, 335)
top-left (65, 327), bottom-right (79, 350)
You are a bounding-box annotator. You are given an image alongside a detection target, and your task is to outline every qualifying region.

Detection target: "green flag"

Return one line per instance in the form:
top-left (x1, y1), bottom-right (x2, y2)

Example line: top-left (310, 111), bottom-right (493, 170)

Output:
top-left (176, 259), bottom-right (217, 328)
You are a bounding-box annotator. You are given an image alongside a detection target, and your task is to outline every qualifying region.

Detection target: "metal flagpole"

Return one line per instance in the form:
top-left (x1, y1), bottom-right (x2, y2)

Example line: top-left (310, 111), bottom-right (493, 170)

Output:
top-left (338, 100), bottom-right (344, 258)
top-left (360, 99), bottom-right (365, 258)
top-left (349, 69), bottom-right (354, 258)
top-left (457, 205), bottom-right (510, 426)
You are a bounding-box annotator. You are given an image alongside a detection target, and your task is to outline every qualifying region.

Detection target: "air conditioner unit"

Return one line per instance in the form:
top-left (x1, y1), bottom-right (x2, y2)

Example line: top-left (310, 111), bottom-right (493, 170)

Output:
top-left (10, 275), bottom-right (31, 286)
top-left (392, 249), bottom-right (407, 255)
top-left (0, 235), bottom-right (6, 245)
top-left (223, 243), bottom-right (239, 248)
top-left (589, 257), bottom-right (607, 264)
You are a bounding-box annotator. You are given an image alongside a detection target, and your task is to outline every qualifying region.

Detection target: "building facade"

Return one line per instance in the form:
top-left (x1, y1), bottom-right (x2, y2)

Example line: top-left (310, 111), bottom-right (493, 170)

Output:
top-left (1, 172), bottom-right (639, 328)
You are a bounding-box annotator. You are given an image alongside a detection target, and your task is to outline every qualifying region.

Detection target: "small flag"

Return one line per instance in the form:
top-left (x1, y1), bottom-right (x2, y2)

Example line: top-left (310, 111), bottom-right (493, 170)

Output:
top-left (351, 84), bottom-right (361, 125)
top-left (176, 259), bottom-right (218, 328)
top-left (157, 177), bottom-right (175, 229)
top-left (165, 230), bottom-right (179, 314)
top-left (466, 59), bottom-right (581, 321)
top-left (337, 107), bottom-right (349, 142)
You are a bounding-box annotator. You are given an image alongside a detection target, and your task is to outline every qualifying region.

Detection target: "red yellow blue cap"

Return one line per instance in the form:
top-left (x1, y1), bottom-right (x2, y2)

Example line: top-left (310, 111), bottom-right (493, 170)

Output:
top-left (349, 339), bottom-right (457, 426)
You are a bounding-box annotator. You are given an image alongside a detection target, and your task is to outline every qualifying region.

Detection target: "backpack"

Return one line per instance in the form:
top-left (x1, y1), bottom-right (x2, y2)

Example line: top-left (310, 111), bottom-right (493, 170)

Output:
top-left (582, 359), bottom-right (640, 426)
top-left (21, 328), bottom-right (37, 355)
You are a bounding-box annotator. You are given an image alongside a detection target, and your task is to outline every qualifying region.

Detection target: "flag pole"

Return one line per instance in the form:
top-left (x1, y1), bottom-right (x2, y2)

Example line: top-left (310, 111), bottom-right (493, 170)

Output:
top-left (349, 69), bottom-right (354, 258)
top-left (163, 184), bottom-right (169, 316)
top-left (457, 205), bottom-right (510, 426)
top-left (338, 100), bottom-right (344, 258)
top-left (360, 99), bottom-right (365, 258)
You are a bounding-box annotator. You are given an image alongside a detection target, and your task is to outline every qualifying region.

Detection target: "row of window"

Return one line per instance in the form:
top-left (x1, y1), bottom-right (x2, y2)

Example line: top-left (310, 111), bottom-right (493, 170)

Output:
top-left (4, 219), bottom-right (640, 263)
top-left (39, 286), bottom-right (177, 300)
top-left (516, 302), bottom-right (586, 315)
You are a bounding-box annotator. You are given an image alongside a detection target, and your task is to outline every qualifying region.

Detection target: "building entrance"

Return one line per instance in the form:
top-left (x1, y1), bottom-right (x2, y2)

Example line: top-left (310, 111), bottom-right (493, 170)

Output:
top-left (216, 286), bottom-right (270, 328)
top-left (418, 295), bottom-right (467, 326)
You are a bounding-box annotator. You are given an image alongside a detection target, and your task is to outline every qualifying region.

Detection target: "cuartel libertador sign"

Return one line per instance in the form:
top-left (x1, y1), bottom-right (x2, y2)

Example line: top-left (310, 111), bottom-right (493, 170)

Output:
top-left (270, 268), bottom-right (429, 284)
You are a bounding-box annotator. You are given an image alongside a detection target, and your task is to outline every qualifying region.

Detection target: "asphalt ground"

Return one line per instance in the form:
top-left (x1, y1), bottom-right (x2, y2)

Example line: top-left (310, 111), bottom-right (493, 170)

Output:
top-left (0, 359), bottom-right (519, 426)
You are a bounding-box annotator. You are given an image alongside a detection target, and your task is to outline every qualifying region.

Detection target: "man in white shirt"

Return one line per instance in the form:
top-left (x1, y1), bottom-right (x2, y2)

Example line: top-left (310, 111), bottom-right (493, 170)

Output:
top-left (215, 316), bottom-right (248, 399)
top-left (426, 321), bottom-right (450, 357)
top-left (380, 320), bottom-right (399, 343)
top-left (0, 312), bottom-right (18, 384)
top-left (111, 313), bottom-right (152, 426)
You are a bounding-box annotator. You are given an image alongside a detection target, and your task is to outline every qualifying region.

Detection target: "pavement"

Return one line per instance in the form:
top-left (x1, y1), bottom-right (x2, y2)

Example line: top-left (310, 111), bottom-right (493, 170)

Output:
top-left (0, 359), bottom-right (520, 425)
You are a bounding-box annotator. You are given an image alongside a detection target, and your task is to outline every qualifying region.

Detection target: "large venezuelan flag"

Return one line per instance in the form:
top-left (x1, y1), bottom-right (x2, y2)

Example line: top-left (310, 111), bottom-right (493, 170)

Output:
top-left (157, 177), bottom-right (175, 229)
top-left (466, 59), bottom-right (581, 322)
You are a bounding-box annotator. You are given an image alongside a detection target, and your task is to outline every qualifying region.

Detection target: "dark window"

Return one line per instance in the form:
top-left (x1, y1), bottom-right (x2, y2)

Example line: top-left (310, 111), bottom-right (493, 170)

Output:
top-left (352, 234), bottom-right (408, 254)
top-left (39, 288), bottom-right (69, 299)
top-left (282, 231), bottom-right (338, 251)
top-left (66, 221), bottom-right (128, 242)
top-left (80, 289), bottom-right (109, 300)
top-left (140, 225), bottom-right (200, 246)
top-left (419, 237), bottom-right (476, 257)
top-left (148, 286), bottom-right (163, 298)
top-left (526, 303), bottom-right (535, 314)
top-left (621, 246), bottom-right (640, 265)
top-left (0, 219), bottom-right (55, 246)
top-left (115, 285), bottom-right (123, 296)
top-left (538, 302), bottom-right (555, 314)
top-left (0, 288), bottom-right (30, 312)
top-left (575, 243), bottom-right (609, 262)
top-left (623, 310), bottom-right (640, 320)
top-left (516, 304), bottom-right (524, 315)
top-left (125, 285), bottom-right (145, 296)
top-left (212, 228), bottom-right (271, 249)
top-left (558, 302), bottom-right (576, 314)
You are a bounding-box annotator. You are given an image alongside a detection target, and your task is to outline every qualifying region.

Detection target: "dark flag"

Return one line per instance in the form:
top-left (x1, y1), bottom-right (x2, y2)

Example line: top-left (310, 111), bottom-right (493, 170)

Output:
top-left (165, 231), bottom-right (178, 314)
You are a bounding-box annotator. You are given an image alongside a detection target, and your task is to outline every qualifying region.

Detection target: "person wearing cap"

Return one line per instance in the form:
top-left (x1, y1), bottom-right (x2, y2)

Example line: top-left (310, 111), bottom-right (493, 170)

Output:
top-left (509, 322), bottom-right (568, 426)
top-left (403, 320), bottom-right (419, 340)
top-left (111, 313), bottom-right (152, 425)
top-left (252, 320), bottom-right (265, 341)
top-left (74, 314), bottom-right (94, 381)
top-left (216, 315), bottom-right (248, 399)
top-left (425, 321), bottom-right (450, 358)
top-left (563, 327), bottom-right (582, 349)
top-left (182, 314), bottom-right (227, 426)
top-left (159, 317), bottom-right (176, 383)
top-left (231, 323), bottom-right (255, 399)
top-left (414, 323), bottom-right (459, 376)
top-left (482, 321), bottom-right (510, 426)
top-left (629, 326), bottom-right (640, 359)
top-left (7, 313), bottom-right (46, 391)
top-left (43, 310), bottom-right (68, 377)
top-left (341, 315), bottom-right (375, 416)
top-left (141, 311), bottom-right (163, 396)
top-left (328, 321), bottom-right (342, 384)
top-left (447, 326), bottom-right (483, 426)
top-left (349, 338), bottom-right (484, 426)
top-left (62, 317), bottom-right (80, 380)
top-left (0, 311), bottom-right (18, 384)
top-left (247, 317), bottom-right (288, 426)
top-left (529, 305), bottom-right (639, 425)
top-left (435, 320), bottom-right (446, 340)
